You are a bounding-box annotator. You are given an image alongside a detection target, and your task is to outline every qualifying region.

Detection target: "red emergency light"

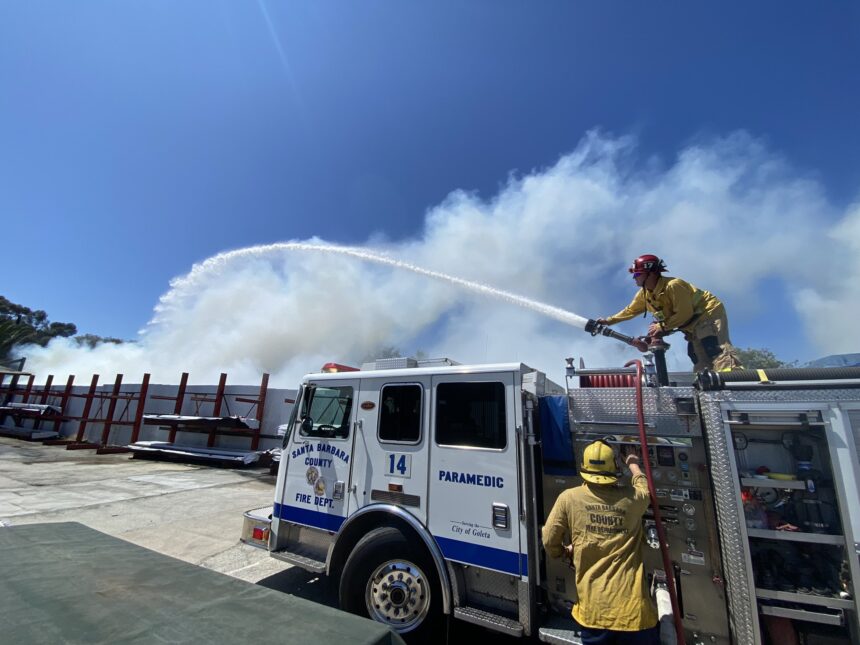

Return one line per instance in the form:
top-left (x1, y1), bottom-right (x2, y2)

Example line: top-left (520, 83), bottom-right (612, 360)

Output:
top-left (320, 362), bottom-right (360, 373)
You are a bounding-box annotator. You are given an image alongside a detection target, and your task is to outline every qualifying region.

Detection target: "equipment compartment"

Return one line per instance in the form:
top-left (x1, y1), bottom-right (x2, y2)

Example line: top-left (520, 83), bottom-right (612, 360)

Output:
top-left (722, 406), bottom-right (859, 643)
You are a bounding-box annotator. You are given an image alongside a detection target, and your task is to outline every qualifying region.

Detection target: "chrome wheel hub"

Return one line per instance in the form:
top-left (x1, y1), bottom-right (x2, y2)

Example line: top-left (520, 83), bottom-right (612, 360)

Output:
top-left (365, 559), bottom-right (431, 632)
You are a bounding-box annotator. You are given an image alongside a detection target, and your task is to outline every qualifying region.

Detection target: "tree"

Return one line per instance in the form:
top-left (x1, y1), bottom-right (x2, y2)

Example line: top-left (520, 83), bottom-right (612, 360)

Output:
top-left (736, 347), bottom-right (797, 369)
top-left (0, 296), bottom-right (77, 347)
top-left (48, 322), bottom-right (77, 338)
top-left (74, 334), bottom-right (125, 349)
top-left (0, 319), bottom-right (36, 361)
top-left (0, 295), bottom-right (124, 361)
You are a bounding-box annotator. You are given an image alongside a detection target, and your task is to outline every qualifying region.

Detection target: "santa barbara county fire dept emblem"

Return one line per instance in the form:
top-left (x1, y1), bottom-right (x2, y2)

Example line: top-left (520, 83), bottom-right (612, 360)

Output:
top-left (314, 477), bottom-right (326, 496)
top-left (306, 466), bottom-right (319, 486)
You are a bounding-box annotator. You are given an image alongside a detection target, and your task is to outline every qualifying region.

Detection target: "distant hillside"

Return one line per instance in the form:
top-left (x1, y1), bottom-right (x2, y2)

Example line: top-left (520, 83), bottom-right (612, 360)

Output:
top-left (806, 353), bottom-right (860, 368)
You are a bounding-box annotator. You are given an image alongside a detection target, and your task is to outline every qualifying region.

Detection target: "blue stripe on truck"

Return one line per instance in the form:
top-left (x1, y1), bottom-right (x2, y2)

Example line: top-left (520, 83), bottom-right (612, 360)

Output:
top-left (434, 535), bottom-right (527, 576)
top-left (273, 502), bottom-right (345, 532)
top-left (273, 503), bottom-right (527, 576)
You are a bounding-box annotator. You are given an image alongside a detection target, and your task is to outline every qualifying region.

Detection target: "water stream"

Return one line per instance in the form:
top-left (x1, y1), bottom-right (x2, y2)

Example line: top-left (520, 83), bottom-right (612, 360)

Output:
top-left (167, 242), bottom-right (590, 329)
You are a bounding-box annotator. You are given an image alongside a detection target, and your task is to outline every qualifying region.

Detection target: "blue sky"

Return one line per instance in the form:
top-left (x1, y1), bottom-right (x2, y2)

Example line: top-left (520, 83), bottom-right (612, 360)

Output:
top-left (3, 2), bottom-right (860, 385)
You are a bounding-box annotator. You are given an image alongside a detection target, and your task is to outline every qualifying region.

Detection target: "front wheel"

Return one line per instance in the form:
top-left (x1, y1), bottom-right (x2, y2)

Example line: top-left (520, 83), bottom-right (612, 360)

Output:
top-left (339, 526), bottom-right (440, 639)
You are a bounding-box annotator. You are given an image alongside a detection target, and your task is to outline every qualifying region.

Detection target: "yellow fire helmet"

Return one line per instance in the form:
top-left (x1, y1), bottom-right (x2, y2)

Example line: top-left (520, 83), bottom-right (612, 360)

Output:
top-left (580, 440), bottom-right (619, 484)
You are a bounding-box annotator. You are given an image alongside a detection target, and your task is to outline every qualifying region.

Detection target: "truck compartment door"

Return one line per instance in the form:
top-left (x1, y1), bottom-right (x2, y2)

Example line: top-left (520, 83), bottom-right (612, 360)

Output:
top-left (427, 371), bottom-right (524, 576)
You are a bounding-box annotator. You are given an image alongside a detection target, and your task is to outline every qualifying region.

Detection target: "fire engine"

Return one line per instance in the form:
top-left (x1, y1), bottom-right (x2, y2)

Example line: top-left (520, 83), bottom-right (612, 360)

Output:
top-left (243, 322), bottom-right (860, 644)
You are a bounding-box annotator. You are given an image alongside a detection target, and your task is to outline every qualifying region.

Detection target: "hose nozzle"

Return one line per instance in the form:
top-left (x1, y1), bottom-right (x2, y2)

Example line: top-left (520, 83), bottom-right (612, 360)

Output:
top-left (584, 319), bottom-right (640, 347)
top-left (584, 318), bottom-right (602, 336)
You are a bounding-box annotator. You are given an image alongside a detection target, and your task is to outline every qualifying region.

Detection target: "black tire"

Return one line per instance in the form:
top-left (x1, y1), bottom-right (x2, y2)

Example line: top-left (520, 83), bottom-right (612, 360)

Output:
top-left (339, 526), bottom-right (441, 640)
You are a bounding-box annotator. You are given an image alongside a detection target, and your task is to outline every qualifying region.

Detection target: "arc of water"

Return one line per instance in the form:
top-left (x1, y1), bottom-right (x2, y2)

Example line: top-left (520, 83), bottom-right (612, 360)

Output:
top-left (165, 242), bottom-right (589, 329)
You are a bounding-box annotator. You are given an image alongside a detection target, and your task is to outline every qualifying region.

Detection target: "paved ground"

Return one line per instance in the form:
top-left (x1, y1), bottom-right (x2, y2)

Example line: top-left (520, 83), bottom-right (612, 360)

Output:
top-left (0, 436), bottom-right (518, 643)
top-left (0, 436), bottom-right (290, 583)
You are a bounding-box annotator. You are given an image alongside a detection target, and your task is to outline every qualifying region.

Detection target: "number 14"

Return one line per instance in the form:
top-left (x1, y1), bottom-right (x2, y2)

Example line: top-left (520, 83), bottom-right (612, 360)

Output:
top-left (386, 453), bottom-right (411, 478)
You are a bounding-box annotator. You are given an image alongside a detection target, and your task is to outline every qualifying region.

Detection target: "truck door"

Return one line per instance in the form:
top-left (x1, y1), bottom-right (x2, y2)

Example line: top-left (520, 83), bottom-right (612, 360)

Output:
top-left (427, 371), bottom-right (524, 576)
top-left (275, 379), bottom-right (357, 533)
top-left (350, 376), bottom-right (432, 523)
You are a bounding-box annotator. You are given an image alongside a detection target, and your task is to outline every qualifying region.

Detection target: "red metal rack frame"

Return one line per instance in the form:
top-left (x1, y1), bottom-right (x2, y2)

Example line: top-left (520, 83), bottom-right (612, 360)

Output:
top-left (50, 373), bottom-right (152, 453)
top-left (143, 372), bottom-right (269, 451)
top-left (0, 374), bottom-right (75, 437)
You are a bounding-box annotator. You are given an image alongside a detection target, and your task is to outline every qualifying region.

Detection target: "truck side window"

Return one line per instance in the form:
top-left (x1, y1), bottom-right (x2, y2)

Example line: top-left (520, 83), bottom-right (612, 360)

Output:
top-left (299, 385), bottom-right (353, 439)
top-left (379, 384), bottom-right (422, 443)
top-left (435, 382), bottom-right (506, 449)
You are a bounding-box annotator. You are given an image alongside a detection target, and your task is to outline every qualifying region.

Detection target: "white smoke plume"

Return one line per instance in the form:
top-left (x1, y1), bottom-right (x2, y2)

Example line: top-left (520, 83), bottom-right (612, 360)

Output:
top-left (796, 202), bottom-right (860, 353)
top-left (22, 130), bottom-right (855, 387)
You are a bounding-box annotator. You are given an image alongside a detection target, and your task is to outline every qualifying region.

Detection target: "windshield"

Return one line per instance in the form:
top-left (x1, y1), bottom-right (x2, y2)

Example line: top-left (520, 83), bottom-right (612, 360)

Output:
top-left (299, 384), bottom-right (354, 439)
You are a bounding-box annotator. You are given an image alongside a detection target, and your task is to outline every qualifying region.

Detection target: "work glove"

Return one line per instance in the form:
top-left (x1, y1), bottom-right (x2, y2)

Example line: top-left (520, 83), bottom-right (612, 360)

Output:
top-left (621, 446), bottom-right (642, 466)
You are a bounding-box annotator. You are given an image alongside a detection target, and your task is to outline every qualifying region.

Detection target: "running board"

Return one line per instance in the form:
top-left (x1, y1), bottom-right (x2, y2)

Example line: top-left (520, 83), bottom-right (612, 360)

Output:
top-left (538, 614), bottom-right (583, 645)
top-left (453, 606), bottom-right (523, 637)
top-left (538, 627), bottom-right (583, 645)
top-left (271, 548), bottom-right (326, 574)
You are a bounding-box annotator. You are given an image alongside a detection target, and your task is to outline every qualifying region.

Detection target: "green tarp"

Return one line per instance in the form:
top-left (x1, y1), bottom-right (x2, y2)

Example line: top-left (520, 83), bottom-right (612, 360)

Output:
top-left (0, 522), bottom-right (404, 645)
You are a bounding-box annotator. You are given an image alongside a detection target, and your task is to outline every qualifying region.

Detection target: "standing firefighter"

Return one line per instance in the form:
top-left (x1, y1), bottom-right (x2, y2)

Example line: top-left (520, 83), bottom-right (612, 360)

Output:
top-left (542, 440), bottom-right (659, 644)
top-left (597, 254), bottom-right (742, 372)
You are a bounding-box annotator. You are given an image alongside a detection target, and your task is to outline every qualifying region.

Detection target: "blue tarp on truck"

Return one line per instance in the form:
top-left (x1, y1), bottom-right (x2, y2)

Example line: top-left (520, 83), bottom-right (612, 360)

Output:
top-left (539, 395), bottom-right (576, 476)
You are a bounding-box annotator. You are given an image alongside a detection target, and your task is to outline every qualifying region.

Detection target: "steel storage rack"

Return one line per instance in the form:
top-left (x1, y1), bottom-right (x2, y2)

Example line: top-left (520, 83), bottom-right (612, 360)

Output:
top-left (0, 373), bottom-right (75, 440)
top-left (133, 372), bottom-right (271, 465)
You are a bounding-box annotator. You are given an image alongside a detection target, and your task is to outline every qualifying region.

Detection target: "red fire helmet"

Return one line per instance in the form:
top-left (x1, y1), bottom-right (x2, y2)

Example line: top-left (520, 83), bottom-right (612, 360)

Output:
top-left (628, 254), bottom-right (667, 274)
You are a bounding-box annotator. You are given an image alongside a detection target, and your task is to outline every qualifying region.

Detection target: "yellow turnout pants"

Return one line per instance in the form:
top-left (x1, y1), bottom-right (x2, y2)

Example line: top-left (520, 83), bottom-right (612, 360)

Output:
top-left (684, 306), bottom-right (743, 372)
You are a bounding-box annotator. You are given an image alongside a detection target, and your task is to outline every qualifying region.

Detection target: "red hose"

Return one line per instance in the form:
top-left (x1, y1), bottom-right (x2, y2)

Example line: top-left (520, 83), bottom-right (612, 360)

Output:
top-left (580, 374), bottom-right (638, 388)
top-left (625, 359), bottom-right (686, 645)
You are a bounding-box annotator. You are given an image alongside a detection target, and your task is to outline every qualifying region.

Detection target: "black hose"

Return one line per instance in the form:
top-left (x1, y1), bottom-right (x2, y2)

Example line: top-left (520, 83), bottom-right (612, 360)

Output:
top-left (652, 349), bottom-right (669, 387)
top-left (698, 366), bottom-right (860, 390)
top-left (584, 319), bottom-right (639, 347)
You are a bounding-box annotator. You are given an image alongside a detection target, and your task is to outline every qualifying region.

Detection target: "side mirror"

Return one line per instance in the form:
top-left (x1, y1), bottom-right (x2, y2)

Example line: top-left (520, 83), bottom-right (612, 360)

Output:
top-left (300, 416), bottom-right (314, 435)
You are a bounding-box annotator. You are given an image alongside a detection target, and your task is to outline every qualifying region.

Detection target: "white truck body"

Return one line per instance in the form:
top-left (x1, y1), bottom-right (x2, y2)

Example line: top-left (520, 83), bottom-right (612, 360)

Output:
top-left (243, 358), bottom-right (860, 644)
